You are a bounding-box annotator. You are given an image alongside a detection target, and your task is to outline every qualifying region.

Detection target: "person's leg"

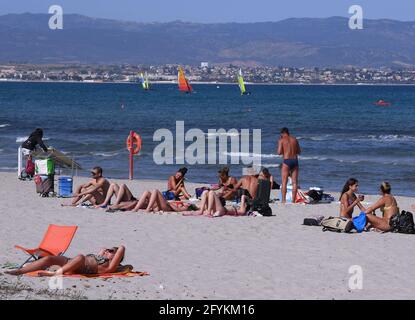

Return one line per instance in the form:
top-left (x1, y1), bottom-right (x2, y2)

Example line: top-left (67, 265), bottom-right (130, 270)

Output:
top-left (133, 191), bottom-right (151, 211)
top-left (206, 191), bottom-right (216, 216)
top-left (97, 183), bottom-right (119, 207)
top-left (71, 185), bottom-right (86, 206)
top-left (280, 164), bottom-right (289, 204)
top-left (211, 192), bottom-right (227, 217)
top-left (366, 214), bottom-right (391, 232)
top-left (154, 190), bottom-right (172, 212)
top-left (179, 186), bottom-right (191, 199)
top-left (38, 255), bottom-right (86, 277)
top-left (291, 165), bottom-right (299, 204)
top-left (113, 184), bottom-right (134, 205)
top-left (237, 195), bottom-right (248, 216)
top-left (5, 256), bottom-right (69, 275)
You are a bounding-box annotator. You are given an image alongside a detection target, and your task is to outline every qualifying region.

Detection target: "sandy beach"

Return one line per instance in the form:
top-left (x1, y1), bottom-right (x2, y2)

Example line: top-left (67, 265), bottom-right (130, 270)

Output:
top-left (1, 171), bottom-right (415, 300)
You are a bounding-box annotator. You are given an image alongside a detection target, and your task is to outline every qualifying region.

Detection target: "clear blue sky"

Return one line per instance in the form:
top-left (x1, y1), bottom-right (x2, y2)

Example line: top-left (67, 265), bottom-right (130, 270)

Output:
top-left (1, 0), bottom-right (414, 22)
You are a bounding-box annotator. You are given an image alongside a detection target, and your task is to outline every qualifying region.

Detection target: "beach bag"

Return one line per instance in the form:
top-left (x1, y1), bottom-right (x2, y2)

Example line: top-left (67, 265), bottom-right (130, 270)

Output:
top-left (321, 217), bottom-right (353, 233)
top-left (389, 211), bottom-right (415, 234)
top-left (308, 189), bottom-right (323, 202)
top-left (303, 215), bottom-right (324, 226)
top-left (162, 191), bottom-right (175, 201)
top-left (352, 212), bottom-right (367, 233)
top-left (35, 158), bottom-right (54, 175)
top-left (195, 187), bottom-right (209, 199)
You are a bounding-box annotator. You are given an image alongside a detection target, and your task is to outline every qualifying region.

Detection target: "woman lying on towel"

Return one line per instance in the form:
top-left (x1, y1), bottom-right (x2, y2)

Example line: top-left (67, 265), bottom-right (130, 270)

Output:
top-left (363, 182), bottom-right (399, 232)
top-left (129, 189), bottom-right (193, 213)
top-left (184, 190), bottom-right (248, 217)
top-left (5, 246), bottom-right (125, 276)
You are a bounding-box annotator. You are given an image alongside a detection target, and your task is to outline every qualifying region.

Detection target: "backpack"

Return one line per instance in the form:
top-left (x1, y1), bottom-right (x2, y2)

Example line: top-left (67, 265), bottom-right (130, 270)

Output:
top-left (308, 189), bottom-right (323, 203)
top-left (303, 215), bottom-right (324, 226)
top-left (389, 211), bottom-right (415, 234)
top-left (321, 217), bottom-right (354, 233)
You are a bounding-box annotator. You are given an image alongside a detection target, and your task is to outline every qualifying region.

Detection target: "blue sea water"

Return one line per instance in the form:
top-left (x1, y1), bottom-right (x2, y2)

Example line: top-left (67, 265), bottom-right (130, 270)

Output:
top-left (0, 82), bottom-right (414, 196)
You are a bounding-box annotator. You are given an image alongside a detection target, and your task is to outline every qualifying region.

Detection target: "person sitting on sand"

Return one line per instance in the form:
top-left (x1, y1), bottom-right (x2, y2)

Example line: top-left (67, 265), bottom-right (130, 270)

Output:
top-left (232, 167), bottom-right (259, 200)
top-left (339, 178), bottom-right (366, 219)
top-left (364, 182), bottom-right (399, 232)
top-left (211, 167), bottom-right (238, 200)
top-left (131, 189), bottom-right (193, 213)
top-left (5, 246), bottom-right (125, 276)
top-left (67, 167), bottom-right (110, 206)
top-left (96, 183), bottom-right (137, 209)
top-left (184, 190), bottom-right (248, 217)
top-left (167, 167), bottom-right (191, 200)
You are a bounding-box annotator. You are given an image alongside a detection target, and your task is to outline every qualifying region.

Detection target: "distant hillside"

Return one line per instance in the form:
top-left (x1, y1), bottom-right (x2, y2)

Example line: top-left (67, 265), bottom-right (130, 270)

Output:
top-left (1, 13), bottom-right (415, 67)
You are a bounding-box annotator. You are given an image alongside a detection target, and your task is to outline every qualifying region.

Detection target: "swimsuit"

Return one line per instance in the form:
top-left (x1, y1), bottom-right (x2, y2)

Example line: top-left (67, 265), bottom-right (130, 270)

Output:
top-left (81, 254), bottom-right (109, 274)
top-left (283, 159), bottom-right (299, 171)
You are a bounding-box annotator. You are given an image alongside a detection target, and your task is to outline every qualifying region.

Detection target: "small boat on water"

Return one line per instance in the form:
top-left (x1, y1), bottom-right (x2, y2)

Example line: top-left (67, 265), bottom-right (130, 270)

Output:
top-left (238, 69), bottom-right (251, 95)
top-left (178, 67), bottom-right (192, 93)
top-left (374, 99), bottom-right (391, 107)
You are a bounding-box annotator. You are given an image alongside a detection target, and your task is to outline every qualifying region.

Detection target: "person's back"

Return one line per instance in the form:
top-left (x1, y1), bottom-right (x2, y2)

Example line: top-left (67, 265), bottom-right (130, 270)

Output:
top-left (278, 127), bottom-right (301, 203)
top-left (238, 175), bottom-right (259, 199)
top-left (21, 128), bottom-right (48, 153)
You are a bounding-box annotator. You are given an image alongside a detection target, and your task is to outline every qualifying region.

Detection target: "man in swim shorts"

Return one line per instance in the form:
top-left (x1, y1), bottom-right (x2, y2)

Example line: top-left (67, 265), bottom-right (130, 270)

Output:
top-left (277, 127), bottom-right (301, 204)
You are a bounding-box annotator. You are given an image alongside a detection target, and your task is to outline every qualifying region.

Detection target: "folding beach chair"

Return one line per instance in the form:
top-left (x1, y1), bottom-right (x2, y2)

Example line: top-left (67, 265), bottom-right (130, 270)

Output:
top-left (15, 224), bottom-right (78, 268)
top-left (251, 179), bottom-right (272, 216)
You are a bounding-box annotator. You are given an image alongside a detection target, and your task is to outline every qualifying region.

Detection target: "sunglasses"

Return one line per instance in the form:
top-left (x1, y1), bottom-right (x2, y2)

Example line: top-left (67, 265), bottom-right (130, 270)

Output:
top-left (105, 248), bottom-right (116, 254)
top-left (91, 171), bottom-right (98, 175)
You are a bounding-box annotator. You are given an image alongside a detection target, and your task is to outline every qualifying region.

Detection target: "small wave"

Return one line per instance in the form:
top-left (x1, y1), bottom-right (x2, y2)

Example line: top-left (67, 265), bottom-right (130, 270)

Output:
top-left (0, 166), bottom-right (17, 170)
top-left (206, 132), bottom-right (240, 138)
top-left (0, 124), bottom-right (10, 128)
top-left (16, 136), bottom-right (50, 143)
top-left (222, 152), bottom-right (281, 159)
top-left (363, 135), bottom-right (415, 142)
top-left (92, 151), bottom-right (123, 157)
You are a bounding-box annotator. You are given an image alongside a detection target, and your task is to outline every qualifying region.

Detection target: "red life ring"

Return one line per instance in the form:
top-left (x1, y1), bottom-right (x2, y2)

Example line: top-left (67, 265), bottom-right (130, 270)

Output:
top-left (126, 132), bottom-right (142, 155)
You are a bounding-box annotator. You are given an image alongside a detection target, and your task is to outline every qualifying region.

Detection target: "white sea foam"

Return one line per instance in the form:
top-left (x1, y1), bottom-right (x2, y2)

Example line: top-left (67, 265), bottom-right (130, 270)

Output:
top-left (92, 151), bottom-right (123, 157)
top-left (0, 124), bottom-right (10, 128)
top-left (222, 152), bottom-right (281, 159)
top-left (16, 136), bottom-right (50, 143)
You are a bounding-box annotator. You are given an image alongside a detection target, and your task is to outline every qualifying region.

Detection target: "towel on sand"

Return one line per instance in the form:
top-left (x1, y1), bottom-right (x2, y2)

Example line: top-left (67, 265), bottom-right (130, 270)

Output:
top-left (25, 265), bottom-right (149, 278)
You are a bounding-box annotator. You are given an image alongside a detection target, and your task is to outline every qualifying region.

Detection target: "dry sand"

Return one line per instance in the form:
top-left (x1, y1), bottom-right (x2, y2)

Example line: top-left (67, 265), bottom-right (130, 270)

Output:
top-left (1, 171), bottom-right (415, 300)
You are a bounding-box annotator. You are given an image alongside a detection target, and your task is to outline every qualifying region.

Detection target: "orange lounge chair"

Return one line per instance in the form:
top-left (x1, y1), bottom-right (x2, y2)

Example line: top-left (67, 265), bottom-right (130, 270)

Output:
top-left (15, 224), bottom-right (78, 268)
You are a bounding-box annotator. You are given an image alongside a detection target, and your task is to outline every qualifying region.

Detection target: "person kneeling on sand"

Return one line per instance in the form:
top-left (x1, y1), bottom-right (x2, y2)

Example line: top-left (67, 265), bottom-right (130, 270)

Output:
top-left (95, 183), bottom-right (137, 209)
top-left (232, 167), bottom-right (259, 201)
top-left (5, 246), bottom-right (126, 276)
top-left (363, 182), bottom-right (399, 232)
top-left (65, 166), bottom-right (110, 207)
top-left (339, 178), bottom-right (366, 220)
top-left (211, 167), bottom-right (238, 200)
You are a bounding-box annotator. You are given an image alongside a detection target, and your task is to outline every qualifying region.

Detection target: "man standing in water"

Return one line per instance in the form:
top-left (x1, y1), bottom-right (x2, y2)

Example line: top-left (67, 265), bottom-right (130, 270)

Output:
top-left (277, 127), bottom-right (301, 204)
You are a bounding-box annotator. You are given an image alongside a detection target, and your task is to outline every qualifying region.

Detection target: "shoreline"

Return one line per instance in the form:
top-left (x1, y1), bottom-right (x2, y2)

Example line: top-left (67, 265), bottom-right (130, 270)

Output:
top-left (2, 79), bottom-right (415, 86)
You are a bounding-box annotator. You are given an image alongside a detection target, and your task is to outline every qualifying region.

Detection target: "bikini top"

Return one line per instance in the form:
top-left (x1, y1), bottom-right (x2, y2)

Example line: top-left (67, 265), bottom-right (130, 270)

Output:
top-left (86, 254), bottom-right (109, 265)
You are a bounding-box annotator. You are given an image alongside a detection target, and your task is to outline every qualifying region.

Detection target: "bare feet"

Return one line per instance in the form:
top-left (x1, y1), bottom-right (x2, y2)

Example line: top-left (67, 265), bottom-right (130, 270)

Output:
top-left (37, 270), bottom-right (56, 277)
top-left (4, 269), bottom-right (22, 276)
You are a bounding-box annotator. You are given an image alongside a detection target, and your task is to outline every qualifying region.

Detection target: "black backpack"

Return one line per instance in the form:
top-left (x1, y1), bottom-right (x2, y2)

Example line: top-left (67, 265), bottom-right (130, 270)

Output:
top-left (389, 211), bottom-right (415, 234)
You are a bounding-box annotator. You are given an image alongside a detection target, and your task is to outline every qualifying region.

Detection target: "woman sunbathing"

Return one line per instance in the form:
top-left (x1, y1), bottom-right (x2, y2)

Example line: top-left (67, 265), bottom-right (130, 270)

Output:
top-left (364, 182), bottom-right (399, 232)
top-left (339, 178), bottom-right (366, 219)
top-left (184, 190), bottom-right (248, 217)
top-left (131, 189), bottom-right (193, 213)
top-left (5, 246), bottom-right (126, 276)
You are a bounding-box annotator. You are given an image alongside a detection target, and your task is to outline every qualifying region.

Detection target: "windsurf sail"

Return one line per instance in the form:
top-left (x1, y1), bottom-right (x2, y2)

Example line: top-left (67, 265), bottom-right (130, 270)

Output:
top-left (140, 72), bottom-right (150, 90)
top-left (178, 67), bottom-right (192, 93)
top-left (238, 69), bottom-right (246, 95)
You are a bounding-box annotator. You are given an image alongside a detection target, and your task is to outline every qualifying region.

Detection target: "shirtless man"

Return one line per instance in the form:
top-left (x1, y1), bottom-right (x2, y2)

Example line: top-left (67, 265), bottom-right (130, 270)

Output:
top-left (277, 127), bottom-right (301, 204)
top-left (233, 167), bottom-right (259, 200)
top-left (68, 167), bottom-right (110, 206)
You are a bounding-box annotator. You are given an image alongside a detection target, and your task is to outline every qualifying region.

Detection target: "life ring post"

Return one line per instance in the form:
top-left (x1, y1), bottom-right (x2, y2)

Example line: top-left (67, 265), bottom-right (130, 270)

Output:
top-left (129, 130), bottom-right (134, 180)
top-left (126, 130), bottom-right (142, 180)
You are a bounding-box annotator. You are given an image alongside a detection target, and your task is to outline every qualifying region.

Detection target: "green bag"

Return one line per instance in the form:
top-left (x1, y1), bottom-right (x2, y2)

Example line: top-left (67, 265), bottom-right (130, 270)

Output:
top-left (35, 158), bottom-right (55, 175)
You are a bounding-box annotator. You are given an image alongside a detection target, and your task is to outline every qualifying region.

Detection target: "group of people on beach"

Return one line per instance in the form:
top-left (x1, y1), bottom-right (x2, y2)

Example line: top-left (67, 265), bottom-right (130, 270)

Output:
top-left (65, 164), bottom-right (276, 217)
